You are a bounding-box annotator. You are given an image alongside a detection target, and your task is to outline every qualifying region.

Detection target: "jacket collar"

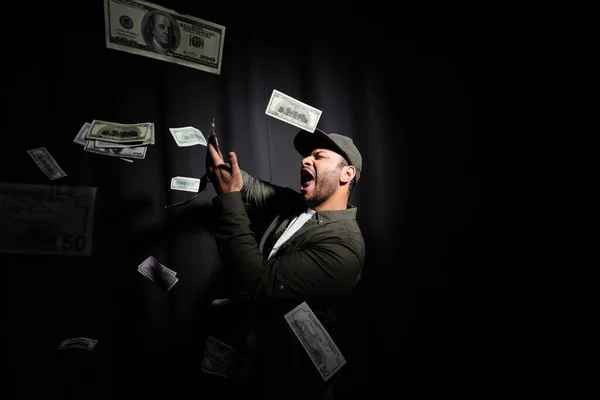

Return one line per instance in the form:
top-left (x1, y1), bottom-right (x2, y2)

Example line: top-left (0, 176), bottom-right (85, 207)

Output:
top-left (309, 203), bottom-right (358, 225)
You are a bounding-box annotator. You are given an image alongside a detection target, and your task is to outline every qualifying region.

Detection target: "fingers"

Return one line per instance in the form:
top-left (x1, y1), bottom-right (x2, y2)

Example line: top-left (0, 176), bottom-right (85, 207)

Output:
top-left (228, 152), bottom-right (240, 172)
top-left (207, 141), bottom-right (223, 166)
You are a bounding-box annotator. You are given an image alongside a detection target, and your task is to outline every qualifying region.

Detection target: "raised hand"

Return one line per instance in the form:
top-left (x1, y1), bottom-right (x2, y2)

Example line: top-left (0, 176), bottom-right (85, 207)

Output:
top-left (207, 137), bottom-right (243, 194)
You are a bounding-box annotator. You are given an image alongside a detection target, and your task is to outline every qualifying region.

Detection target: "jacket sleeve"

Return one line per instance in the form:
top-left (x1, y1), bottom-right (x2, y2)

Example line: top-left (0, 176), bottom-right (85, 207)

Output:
top-left (212, 191), bottom-right (362, 300)
top-left (240, 169), bottom-right (298, 210)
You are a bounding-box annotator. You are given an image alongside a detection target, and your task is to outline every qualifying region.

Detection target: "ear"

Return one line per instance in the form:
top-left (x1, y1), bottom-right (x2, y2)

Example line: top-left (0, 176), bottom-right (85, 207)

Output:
top-left (339, 165), bottom-right (356, 184)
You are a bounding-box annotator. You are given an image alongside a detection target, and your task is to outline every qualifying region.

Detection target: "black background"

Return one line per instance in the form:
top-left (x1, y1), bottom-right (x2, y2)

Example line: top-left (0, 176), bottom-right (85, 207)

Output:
top-left (3, 2), bottom-right (480, 398)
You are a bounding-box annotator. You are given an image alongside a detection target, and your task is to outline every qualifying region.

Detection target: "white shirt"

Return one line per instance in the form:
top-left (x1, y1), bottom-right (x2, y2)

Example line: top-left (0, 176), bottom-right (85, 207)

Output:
top-left (267, 208), bottom-right (316, 260)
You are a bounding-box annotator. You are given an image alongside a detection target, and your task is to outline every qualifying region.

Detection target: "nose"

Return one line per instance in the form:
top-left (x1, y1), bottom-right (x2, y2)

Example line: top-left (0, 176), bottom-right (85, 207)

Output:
top-left (302, 156), bottom-right (313, 167)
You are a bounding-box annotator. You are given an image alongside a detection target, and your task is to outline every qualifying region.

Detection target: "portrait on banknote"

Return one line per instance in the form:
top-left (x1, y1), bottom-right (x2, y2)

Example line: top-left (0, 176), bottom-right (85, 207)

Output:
top-left (141, 10), bottom-right (180, 54)
top-left (104, 0), bottom-right (226, 75)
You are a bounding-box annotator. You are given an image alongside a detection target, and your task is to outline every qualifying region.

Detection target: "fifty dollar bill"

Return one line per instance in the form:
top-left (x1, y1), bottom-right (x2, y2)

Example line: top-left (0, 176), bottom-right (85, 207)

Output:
top-left (0, 182), bottom-right (97, 256)
top-left (284, 301), bottom-right (346, 381)
top-left (104, 0), bottom-right (226, 75)
top-left (265, 90), bottom-right (322, 133)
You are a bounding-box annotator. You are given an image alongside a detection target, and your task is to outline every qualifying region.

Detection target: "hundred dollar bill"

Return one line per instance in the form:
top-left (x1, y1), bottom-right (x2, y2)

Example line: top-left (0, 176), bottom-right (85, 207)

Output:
top-left (0, 182), bottom-right (97, 256)
top-left (137, 255), bottom-right (178, 291)
top-left (73, 122), bottom-right (91, 146)
top-left (57, 337), bottom-right (98, 351)
top-left (265, 90), bottom-right (322, 133)
top-left (104, 0), bottom-right (226, 75)
top-left (84, 139), bottom-right (147, 159)
top-left (202, 336), bottom-right (250, 382)
top-left (27, 147), bottom-right (67, 180)
top-left (86, 120), bottom-right (153, 145)
top-left (94, 123), bottom-right (155, 148)
top-left (284, 301), bottom-right (346, 381)
top-left (74, 122), bottom-right (136, 162)
top-left (169, 126), bottom-right (207, 147)
top-left (170, 176), bottom-right (200, 193)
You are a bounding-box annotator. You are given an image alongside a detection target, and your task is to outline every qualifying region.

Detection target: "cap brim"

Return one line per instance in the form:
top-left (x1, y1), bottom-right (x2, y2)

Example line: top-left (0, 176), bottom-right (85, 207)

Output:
top-left (294, 128), bottom-right (348, 161)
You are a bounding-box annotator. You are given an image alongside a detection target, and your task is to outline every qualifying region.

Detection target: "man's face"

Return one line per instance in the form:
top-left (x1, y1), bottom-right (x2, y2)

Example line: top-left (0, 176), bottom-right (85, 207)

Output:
top-left (153, 14), bottom-right (172, 46)
top-left (300, 148), bottom-right (344, 207)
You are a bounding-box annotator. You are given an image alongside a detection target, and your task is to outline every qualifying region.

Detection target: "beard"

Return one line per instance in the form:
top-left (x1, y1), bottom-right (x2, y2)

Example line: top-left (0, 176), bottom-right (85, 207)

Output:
top-left (304, 169), bottom-right (339, 208)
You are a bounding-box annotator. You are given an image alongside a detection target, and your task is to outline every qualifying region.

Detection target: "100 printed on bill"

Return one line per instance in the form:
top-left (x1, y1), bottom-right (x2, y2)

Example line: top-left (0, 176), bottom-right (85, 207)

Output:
top-left (104, 0), bottom-right (226, 75)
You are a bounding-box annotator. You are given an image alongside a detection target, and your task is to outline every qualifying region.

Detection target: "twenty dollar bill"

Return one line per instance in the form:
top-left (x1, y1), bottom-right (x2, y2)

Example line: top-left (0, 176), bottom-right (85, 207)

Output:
top-left (104, 0), bottom-right (226, 75)
top-left (265, 90), bottom-right (322, 133)
top-left (284, 301), bottom-right (346, 381)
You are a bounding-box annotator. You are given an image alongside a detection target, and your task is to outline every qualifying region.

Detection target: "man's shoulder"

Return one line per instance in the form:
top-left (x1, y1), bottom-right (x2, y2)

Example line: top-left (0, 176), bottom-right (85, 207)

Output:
top-left (304, 218), bottom-right (365, 260)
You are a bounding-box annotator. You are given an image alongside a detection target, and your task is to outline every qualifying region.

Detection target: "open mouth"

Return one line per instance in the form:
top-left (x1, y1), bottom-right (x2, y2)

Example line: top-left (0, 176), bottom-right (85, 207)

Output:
top-left (300, 169), bottom-right (314, 191)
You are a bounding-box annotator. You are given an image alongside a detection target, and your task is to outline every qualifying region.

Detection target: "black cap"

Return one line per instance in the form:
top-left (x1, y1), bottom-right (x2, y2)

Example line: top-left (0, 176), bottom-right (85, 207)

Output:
top-left (294, 128), bottom-right (362, 183)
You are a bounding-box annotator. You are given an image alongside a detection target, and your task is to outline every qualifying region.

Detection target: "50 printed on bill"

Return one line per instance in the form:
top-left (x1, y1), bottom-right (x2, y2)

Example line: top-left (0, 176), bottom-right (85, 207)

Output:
top-left (0, 182), bottom-right (97, 256)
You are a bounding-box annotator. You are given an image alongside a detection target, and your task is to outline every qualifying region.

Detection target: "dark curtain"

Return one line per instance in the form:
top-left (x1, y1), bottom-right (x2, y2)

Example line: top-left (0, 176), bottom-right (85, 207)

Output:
top-left (4, 2), bottom-right (478, 398)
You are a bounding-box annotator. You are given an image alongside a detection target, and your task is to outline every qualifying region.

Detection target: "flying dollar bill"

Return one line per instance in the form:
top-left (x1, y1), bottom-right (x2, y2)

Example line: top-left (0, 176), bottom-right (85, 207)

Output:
top-left (86, 120), bottom-right (153, 145)
top-left (170, 176), bottom-right (200, 193)
top-left (74, 122), bottom-right (143, 162)
top-left (201, 336), bottom-right (250, 382)
top-left (0, 183), bottom-right (97, 256)
top-left (104, 0), bottom-right (226, 75)
top-left (169, 126), bottom-right (207, 147)
top-left (265, 90), bottom-right (322, 133)
top-left (57, 337), bottom-right (98, 351)
top-left (137, 255), bottom-right (177, 279)
top-left (27, 147), bottom-right (67, 180)
top-left (73, 122), bottom-right (91, 146)
top-left (93, 123), bottom-right (155, 147)
top-left (84, 139), bottom-right (147, 159)
top-left (284, 301), bottom-right (346, 381)
top-left (137, 255), bottom-right (178, 291)
top-left (209, 298), bottom-right (233, 308)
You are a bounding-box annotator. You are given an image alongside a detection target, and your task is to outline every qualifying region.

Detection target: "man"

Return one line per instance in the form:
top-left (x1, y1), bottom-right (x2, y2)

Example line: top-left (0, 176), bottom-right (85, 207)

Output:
top-left (206, 128), bottom-right (365, 399)
top-left (142, 11), bottom-right (177, 54)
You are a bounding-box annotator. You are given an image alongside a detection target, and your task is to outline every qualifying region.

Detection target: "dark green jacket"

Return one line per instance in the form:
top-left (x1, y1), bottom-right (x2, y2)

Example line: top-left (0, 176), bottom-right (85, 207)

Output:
top-left (212, 170), bottom-right (365, 306)
top-left (210, 170), bottom-right (365, 397)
